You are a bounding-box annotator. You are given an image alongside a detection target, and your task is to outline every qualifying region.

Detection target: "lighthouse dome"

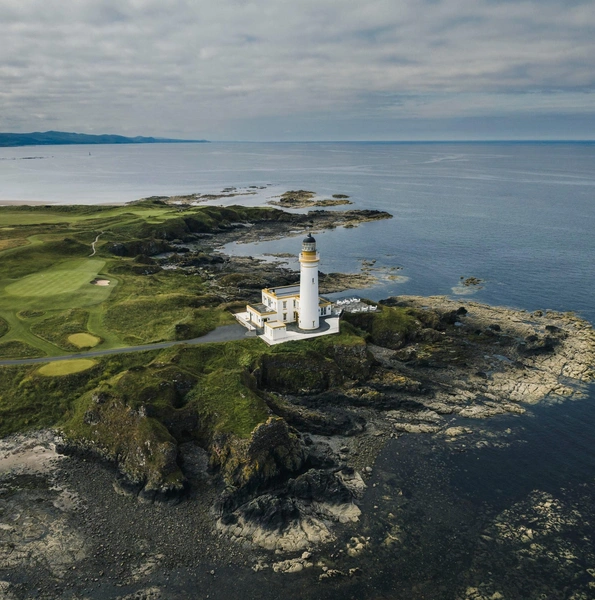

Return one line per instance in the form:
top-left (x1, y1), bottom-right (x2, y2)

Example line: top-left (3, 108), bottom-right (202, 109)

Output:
top-left (302, 233), bottom-right (316, 252)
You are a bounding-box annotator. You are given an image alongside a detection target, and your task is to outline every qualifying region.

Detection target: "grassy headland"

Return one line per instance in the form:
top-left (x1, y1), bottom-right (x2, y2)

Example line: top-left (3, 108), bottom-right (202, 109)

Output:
top-left (0, 199), bottom-right (391, 358)
top-left (2, 193), bottom-right (595, 565)
top-left (0, 196), bottom-right (403, 502)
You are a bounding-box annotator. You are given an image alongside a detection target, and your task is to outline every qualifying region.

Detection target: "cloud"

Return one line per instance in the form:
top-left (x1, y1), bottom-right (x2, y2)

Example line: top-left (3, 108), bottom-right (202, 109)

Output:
top-left (0, 0), bottom-right (593, 139)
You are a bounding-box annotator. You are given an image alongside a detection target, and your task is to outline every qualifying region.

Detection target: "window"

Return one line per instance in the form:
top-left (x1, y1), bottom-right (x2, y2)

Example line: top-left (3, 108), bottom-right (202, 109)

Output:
top-left (283, 301), bottom-right (286, 309)
top-left (312, 278), bottom-right (314, 284)
top-left (283, 313), bottom-right (287, 321)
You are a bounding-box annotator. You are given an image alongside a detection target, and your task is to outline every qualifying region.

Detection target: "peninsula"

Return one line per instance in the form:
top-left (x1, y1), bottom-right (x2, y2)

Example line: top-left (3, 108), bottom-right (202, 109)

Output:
top-left (1, 193), bottom-right (594, 597)
top-left (0, 131), bottom-right (208, 147)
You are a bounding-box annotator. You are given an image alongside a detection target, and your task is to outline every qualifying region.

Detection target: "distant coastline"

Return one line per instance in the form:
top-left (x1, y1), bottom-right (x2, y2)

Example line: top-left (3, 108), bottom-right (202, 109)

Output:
top-left (0, 130), bottom-right (208, 147)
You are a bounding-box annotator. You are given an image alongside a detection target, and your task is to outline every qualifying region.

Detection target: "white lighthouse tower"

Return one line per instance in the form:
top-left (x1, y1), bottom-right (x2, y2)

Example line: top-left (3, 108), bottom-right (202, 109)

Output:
top-left (298, 233), bottom-right (320, 330)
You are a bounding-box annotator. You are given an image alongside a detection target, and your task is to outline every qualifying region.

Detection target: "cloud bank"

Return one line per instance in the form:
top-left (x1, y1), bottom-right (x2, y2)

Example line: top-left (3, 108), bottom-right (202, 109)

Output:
top-left (1, 0), bottom-right (594, 140)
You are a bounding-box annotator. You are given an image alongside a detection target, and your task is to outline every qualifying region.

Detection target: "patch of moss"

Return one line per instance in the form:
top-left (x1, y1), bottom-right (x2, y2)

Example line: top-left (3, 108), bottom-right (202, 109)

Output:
top-left (191, 368), bottom-right (270, 439)
top-left (111, 364), bottom-right (197, 411)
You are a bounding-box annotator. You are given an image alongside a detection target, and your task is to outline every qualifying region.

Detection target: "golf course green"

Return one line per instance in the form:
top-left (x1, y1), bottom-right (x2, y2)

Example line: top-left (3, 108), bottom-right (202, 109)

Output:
top-left (5, 258), bottom-right (106, 298)
top-left (0, 200), bottom-right (244, 358)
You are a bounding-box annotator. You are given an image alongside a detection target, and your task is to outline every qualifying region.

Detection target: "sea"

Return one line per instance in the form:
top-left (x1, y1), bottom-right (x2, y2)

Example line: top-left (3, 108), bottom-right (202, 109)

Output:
top-left (1, 141), bottom-right (595, 598)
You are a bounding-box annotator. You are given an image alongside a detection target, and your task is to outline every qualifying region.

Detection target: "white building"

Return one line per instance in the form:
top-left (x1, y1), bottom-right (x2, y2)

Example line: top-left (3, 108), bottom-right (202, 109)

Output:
top-left (237, 234), bottom-right (338, 344)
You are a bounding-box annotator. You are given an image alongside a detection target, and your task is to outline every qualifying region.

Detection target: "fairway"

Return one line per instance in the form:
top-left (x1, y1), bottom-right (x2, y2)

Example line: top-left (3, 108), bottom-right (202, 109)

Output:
top-left (5, 259), bottom-right (106, 297)
top-left (37, 359), bottom-right (97, 376)
top-left (68, 333), bottom-right (101, 348)
top-left (0, 206), bottom-right (179, 227)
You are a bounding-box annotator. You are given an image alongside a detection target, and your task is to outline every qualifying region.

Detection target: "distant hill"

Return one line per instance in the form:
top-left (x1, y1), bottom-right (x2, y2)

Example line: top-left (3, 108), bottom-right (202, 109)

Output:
top-left (0, 131), bottom-right (208, 147)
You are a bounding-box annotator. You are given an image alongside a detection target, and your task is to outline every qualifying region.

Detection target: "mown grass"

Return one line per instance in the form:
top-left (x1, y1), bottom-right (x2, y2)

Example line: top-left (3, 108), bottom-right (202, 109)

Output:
top-left (0, 203), bottom-right (223, 357)
top-left (68, 333), bottom-right (101, 348)
top-left (0, 203), bottom-right (177, 226)
top-left (5, 258), bottom-right (106, 297)
top-left (37, 359), bottom-right (97, 377)
top-left (0, 237), bottom-right (90, 281)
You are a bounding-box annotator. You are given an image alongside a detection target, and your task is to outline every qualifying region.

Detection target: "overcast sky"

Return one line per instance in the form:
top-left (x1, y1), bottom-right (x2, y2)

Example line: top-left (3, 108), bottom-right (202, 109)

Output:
top-left (1, 0), bottom-right (594, 141)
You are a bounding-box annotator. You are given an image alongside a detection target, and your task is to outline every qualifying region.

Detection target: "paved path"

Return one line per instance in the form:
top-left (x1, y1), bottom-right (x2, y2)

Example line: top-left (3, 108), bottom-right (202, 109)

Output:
top-left (0, 324), bottom-right (250, 367)
top-left (88, 231), bottom-right (104, 257)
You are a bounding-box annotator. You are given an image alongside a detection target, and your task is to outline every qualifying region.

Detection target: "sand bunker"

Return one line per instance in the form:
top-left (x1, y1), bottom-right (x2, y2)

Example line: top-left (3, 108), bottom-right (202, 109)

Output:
top-left (91, 278), bottom-right (110, 286)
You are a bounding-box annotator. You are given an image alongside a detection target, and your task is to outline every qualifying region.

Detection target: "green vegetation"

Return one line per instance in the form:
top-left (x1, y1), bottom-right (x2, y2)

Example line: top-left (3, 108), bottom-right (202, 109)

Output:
top-left (30, 309), bottom-right (93, 351)
top-left (0, 304), bottom-right (373, 490)
top-left (0, 199), bottom-right (406, 511)
top-left (18, 310), bottom-right (45, 319)
top-left (0, 199), bottom-right (394, 493)
top-left (0, 341), bottom-right (45, 359)
top-left (5, 258), bottom-right (106, 297)
top-left (37, 359), bottom-right (97, 376)
top-left (343, 304), bottom-right (420, 349)
top-left (0, 351), bottom-right (153, 436)
top-left (0, 317), bottom-right (8, 338)
top-left (0, 325), bottom-right (367, 441)
top-left (104, 294), bottom-right (232, 344)
top-left (0, 238), bottom-right (28, 252)
top-left (0, 201), bottom-right (285, 358)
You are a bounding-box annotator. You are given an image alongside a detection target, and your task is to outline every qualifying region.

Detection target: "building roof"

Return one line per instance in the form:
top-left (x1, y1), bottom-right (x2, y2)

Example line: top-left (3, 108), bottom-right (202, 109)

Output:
top-left (263, 284), bottom-right (300, 299)
top-left (303, 232), bottom-right (316, 243)
top-left (265, 320), bottom-right (287, 329)
top-left (247, 303), bottom-right (276, 315)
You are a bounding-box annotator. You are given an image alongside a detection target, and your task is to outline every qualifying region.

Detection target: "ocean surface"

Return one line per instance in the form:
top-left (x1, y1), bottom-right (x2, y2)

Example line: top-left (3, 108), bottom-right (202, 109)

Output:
top-left (2, 141), bottom-right (595, 598)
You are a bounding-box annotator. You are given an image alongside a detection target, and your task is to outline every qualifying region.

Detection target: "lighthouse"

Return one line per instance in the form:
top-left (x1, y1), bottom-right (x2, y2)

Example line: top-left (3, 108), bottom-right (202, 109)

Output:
top-left (298, 232), bottom-right (320, 330)
top-left (238, 232), bottom-right (338, 343)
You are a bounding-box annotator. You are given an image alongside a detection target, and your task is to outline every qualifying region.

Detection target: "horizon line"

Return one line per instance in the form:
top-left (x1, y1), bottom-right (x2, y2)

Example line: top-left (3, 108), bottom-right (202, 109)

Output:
top-left (208, 139), bottom-right (595, 143)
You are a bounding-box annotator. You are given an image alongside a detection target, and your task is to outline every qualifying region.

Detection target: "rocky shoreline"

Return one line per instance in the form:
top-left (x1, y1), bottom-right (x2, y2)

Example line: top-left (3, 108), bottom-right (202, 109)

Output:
top-left (2, 291), bottom-right (595, 597)
top-left (268, 190), bottom-right (352, 209)
top-left (2, 191), bottom-right (595, 598)
top-left (206, 295), bottom-right (595, 555)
